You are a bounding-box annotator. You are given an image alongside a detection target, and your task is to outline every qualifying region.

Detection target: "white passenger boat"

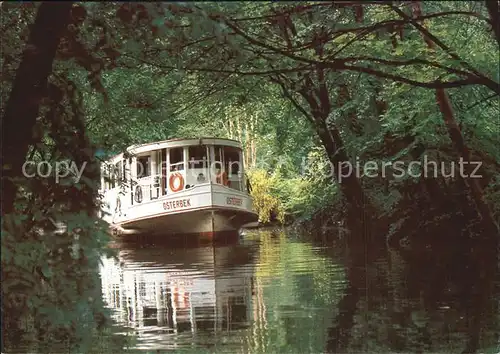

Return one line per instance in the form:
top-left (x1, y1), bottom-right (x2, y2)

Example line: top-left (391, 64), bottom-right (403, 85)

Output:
top-left (99, 138), bottom-right (258, 239)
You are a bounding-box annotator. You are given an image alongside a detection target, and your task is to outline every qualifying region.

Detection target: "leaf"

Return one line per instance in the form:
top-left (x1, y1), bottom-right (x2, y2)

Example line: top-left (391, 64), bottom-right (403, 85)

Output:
top-left (41, 264), bottom-right (53, 279)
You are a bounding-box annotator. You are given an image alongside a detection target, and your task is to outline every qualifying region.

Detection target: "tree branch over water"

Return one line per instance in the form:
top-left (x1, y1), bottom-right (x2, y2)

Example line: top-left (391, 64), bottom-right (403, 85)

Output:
top-left (390, 4), bottom-right (499, 94)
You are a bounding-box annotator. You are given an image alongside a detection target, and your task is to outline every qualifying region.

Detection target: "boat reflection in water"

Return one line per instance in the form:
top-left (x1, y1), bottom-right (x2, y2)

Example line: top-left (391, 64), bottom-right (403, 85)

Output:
top-left (99, 239), bottom-right (257, 351)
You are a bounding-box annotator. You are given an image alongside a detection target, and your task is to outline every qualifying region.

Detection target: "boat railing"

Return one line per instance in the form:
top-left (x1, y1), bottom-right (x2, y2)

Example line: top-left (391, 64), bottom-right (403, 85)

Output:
top-left (118, 168), bottom-right (248, 207)
top-left (104, 171), bottom-right (248, 207)
top-left (134, 174), bottom-right (162, 202)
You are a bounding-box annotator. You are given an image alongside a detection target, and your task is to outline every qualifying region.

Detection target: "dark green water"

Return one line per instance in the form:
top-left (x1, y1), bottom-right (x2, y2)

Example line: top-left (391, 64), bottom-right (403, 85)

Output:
top-left (99, 229), bottom-right (500, 353)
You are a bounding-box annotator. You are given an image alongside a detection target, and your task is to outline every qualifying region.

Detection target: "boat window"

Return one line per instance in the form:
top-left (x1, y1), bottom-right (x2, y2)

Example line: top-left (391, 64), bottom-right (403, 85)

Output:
top-left (102, 165), bottom-right (110, 190)
top-left (188, 145), bottom-right (207, 169)
top-left (115, 162), bottom-right (122, 181)
top-left (169, 147), bottom-right (184, 171)
top-left (122, 159), bottom-right (127, 181)
top-left (137, 155), bottom-right (151, 178)
top-left (154, 150), bottom-right (162, 175)
top-left (213, 145), bottom-right (223, 171)
top-left (161, 149), bottom-right (167, 195)
top-left (107, 165), bottom-right (113, 189)
top-left (110, 165), bottom-right (116, 189)
top-left (224, 147), bottom-right (241, 177)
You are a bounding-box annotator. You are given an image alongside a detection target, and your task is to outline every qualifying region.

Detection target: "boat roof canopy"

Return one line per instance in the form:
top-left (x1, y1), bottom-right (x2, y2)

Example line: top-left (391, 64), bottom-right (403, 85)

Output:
top-left (104, 137), bottom-right (242, 164)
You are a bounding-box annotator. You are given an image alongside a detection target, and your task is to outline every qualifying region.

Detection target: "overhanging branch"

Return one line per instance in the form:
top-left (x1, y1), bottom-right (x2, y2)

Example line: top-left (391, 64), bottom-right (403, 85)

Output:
top-left (270, 75), bottom-right (316, 126)
top-left (390, 4), bottom-right (499, 94)
top-left (338, 63), bottom-right (495, 91)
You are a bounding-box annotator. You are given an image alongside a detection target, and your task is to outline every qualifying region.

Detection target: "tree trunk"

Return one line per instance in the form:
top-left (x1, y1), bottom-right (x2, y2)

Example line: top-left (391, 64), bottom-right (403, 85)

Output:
top-left (319, 124), bottom-right (371, 241)
top-left (228, 119), bottom-right (233, 139)
top-left (250, 115), bottom-right (257, 168)
top-left (485, 0), bottom-right (500, 48)
top-left (337, 84), bottom-right (363, 136)
top-left (412, 1), bottom-right (499, 237)
top-left (244, 121), bottom-right (250, 168)
top-left (1, 2), bottom-right (74, 215)
top-left (236, 113), bottom-right (242, 143)
top-left (291, 70), bottom-right (374, 241)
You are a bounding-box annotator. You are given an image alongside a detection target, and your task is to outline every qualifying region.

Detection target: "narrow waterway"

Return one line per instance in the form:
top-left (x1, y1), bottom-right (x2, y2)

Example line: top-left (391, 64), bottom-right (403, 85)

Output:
top-left (100, 229), bottom-right (499, 353)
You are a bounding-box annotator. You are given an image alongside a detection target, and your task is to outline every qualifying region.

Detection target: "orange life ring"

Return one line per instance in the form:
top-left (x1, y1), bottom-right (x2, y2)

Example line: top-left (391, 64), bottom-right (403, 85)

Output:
top-left (169, 173), bottom-right (184, 192)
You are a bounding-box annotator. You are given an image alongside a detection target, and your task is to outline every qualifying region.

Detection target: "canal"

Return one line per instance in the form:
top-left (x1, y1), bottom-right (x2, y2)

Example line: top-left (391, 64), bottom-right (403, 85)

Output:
top-left (99, 229), bottom-right (499, 353)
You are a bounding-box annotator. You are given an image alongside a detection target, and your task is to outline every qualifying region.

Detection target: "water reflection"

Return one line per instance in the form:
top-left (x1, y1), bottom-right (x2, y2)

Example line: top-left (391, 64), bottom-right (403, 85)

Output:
top-left (325, 237), bottom-right (499, 354)
top-left (100, 242), bottom-right (258, 351)
top-left (99, 231), bottom-right (345, 352)
top-left (99, 231), bottom-right (499, 353)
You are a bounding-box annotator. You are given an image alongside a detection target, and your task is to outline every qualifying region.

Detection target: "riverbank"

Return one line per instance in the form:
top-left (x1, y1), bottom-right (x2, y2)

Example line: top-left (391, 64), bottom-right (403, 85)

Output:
top-left (262, 177), bottom-right (499, 255)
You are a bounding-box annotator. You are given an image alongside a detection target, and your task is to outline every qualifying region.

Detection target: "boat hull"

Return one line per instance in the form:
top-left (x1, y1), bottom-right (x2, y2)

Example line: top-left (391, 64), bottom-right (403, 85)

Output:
top-left (112, 208), bottom-right (256, 238)
top-left (103, 183), bottom-right (258, 240)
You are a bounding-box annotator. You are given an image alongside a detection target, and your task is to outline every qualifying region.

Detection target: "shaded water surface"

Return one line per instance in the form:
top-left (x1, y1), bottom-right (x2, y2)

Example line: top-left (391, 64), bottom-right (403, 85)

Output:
top-left (99, 230), bottom-right (499, 353)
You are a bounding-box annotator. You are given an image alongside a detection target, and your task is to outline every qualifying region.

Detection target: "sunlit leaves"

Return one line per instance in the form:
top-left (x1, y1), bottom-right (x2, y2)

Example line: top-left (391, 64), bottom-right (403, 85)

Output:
top-left (248, 169), bottom-right (285, 223)
top-left (2, 1), bottom-right (500, 349)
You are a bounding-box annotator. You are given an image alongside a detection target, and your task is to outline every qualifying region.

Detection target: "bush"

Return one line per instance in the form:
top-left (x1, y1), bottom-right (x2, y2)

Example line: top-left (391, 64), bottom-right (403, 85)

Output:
top-left (247, 169), bottom-right (285, 224)
top-left (248, 147), bottom-right (340, 224)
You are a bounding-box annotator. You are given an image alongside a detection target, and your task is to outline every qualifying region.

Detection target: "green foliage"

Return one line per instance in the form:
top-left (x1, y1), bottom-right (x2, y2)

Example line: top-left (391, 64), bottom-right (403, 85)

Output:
top-left (1, 4), bottom-right (125, 349)
top-left (71, 0), bottom-right (499, 232)
top-left (1, 127), bottom-right (121, 351)
top-left (1, 200), bottom-right (121, 352)
top-left (81, 67), bottom-right (183, 151)
top-left (247, 146), bottom-right (340, 224)
top-left (275, 147), bottom-right (339, 221)
top-left (248, 169), bottom-right (285, 224)
top-left (2, 1), bottom-right (500, 350)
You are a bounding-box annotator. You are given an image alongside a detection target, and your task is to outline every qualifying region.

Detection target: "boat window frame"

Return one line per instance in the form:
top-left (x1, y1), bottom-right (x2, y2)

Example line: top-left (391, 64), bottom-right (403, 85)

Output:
top-left (212, 145), bottom-right (224, 172)
top-left (136, 154), bottom-right (151, 178)
top-left (101, 163), bottom-right (112, 191)
top-left (169, 147), bottom-right (184, 172)
top-left (188, 145), bottom-right (208, 169)
top-left (223, 146), bottom-right (241, 177)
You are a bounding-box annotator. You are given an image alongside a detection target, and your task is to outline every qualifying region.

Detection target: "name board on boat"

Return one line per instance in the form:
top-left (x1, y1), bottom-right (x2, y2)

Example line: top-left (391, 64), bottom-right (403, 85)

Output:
top-left (226, 197), bottom-right (242, 206)
top-left (163, 198), bottom-right (191, 211)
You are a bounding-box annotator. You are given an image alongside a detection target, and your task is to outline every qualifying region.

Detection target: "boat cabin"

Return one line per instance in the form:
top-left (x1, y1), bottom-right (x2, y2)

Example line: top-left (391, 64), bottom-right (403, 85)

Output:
top-left (99, 138), bottom-right (247, 206)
